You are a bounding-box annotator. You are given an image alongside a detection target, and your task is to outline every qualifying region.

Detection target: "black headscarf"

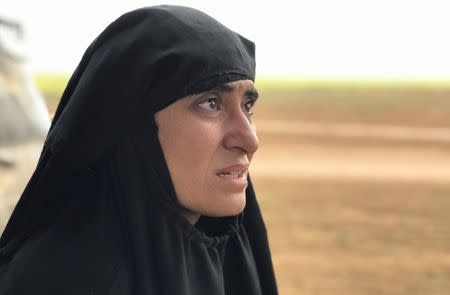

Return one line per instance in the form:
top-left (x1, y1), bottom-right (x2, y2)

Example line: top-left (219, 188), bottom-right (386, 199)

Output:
top-left (0, 5), bottom-right (277, 295)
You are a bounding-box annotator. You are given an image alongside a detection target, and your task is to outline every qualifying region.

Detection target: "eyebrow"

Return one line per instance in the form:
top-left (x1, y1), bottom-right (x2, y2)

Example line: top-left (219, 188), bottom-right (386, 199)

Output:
top-left (210, 83), bottom-right (259, 100)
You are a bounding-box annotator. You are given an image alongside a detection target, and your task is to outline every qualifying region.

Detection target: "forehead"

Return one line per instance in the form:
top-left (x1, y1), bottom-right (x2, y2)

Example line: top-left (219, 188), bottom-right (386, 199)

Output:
top-left (215, 80), bottom-right (259, 101)
top-left (171, 79), bottom-right (258, 108)
top-left (202, 80), bottom-right (258, 101)
top-left (213, 80), bottom-right (255, 92)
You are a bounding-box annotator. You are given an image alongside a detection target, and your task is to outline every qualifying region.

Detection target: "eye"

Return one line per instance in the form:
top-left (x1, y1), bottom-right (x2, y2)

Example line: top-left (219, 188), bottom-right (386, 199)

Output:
top-left (197, 97), bottom-right (220, 111)
top-left (243, 98), bottom-right (256, 115)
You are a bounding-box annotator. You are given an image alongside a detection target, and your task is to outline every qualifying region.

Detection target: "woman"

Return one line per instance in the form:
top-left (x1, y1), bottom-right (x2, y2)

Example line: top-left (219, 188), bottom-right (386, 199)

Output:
top-left (0, 5), bottom-right (278, 295)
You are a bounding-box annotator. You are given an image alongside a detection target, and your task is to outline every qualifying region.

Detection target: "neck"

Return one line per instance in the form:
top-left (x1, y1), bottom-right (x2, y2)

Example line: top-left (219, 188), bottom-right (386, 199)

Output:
top-left (182, 210), bottom-right (200, 225)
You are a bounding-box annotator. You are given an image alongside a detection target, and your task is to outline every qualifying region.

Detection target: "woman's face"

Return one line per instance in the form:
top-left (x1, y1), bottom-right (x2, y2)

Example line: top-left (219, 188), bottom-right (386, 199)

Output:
top-left (155, 79), bottom-right (259, 224)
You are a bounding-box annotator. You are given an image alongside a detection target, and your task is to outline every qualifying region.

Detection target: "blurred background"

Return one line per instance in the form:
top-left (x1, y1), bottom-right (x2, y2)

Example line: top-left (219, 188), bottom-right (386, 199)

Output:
top-left (1, 0), bottom-right (450, 294)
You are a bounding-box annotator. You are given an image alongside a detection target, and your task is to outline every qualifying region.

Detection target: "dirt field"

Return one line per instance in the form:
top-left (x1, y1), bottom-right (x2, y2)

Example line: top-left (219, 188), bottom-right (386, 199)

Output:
top-left (248, 85), bottom-right (450, 294)
top-left (251, 124), bottom-right (450, 295)
top-left (1, 83), bottom-right (450, 294)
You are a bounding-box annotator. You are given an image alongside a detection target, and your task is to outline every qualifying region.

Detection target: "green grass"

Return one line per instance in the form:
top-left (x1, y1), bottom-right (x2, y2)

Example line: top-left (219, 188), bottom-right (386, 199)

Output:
top-left (33, 73), bottom-right (69, 111)
top-left (33, 73), bottom-right (69, 94)
top-left (34, 73), bottom-right (450, 91)
top-left (255, 76), bottom-right (450, 89)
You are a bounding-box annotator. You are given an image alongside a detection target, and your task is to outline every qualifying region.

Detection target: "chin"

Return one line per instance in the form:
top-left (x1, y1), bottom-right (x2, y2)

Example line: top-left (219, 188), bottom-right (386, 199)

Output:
top-left (205, 192), bottom-right (246, 217)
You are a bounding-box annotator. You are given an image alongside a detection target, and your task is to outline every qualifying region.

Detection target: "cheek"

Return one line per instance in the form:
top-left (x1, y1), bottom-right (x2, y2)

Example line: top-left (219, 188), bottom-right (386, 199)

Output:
top-left (157, 114), bottom-right (247, 217)
top-left (164, 123), bottom-right (220, 173)
top-left (159, 120), bottom-right (222, 207)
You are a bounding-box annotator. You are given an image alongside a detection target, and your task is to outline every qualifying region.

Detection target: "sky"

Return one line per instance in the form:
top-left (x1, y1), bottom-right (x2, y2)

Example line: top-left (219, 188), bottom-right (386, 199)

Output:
top-left (2, 0), bottom-right (450, 79)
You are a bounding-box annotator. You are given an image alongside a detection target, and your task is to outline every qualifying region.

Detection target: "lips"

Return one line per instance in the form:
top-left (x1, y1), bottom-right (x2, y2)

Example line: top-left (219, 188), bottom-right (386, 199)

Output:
top-left (216, 164), bottom-right (249, 178)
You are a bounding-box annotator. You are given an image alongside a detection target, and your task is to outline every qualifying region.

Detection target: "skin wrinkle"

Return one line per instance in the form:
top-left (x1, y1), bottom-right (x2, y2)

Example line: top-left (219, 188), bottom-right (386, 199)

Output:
top-left (155, 80), bottom-right (259, 224)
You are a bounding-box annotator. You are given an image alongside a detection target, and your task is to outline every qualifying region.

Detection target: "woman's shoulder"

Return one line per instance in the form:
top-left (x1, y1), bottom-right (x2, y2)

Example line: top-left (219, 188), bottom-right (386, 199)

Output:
top-left (0, 213), bottom-right (127, 295)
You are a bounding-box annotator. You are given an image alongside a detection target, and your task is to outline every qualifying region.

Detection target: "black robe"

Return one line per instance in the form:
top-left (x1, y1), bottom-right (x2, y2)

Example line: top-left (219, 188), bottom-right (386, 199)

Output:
top-left (0, 5), bottom-right (278, 295)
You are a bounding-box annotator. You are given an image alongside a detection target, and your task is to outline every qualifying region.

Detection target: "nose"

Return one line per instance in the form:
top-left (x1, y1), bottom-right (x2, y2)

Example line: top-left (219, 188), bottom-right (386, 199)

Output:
top-left (223, 108), bottom-right (259, 156)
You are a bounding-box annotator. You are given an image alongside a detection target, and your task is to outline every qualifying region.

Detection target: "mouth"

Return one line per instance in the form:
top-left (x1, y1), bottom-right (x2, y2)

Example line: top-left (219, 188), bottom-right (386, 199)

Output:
top-left (216, 171), bottom-right (247, 178)
top-left (216, 164), bottom-right (249, 178)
